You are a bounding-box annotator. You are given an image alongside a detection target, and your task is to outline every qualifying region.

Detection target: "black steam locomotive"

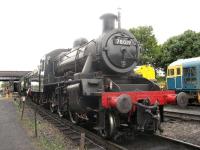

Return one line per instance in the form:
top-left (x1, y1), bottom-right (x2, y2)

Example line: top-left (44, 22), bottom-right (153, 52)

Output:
top-left (20, 13), bottom-right (177, 139)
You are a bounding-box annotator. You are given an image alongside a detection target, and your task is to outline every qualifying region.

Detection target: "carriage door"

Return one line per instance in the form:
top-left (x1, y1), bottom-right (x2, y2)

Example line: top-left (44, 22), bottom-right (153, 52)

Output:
top-left (175, 66), bottom-right (182, 89)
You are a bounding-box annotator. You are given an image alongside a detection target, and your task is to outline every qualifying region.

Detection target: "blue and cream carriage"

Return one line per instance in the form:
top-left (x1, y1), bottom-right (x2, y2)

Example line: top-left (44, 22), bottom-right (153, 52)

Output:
top-left (167, 57), bottom-right (200, 107)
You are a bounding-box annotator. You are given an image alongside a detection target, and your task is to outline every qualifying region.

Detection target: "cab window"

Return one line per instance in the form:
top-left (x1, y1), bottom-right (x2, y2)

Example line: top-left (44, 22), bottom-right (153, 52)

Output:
top-left (177, 68), bottom-right (181, 75)
top-left (168, 69), bottom-right (174, 76)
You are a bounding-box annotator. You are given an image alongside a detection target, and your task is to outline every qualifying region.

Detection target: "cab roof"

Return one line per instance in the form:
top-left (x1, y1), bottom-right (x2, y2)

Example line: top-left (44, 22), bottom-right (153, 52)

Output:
top-left (169, 57), bottom-right (200, 67)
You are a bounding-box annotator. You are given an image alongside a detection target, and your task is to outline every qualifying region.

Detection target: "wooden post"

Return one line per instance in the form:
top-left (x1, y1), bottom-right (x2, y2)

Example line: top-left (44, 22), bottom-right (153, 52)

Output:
top-left (21, 101), bottom-right (25, 120)
top-left (19, 97), bottom-right (22, 110)
top-left (34, 104), bottom-right (38, 137)
top-left (80, 133), bottom-right (85, 150)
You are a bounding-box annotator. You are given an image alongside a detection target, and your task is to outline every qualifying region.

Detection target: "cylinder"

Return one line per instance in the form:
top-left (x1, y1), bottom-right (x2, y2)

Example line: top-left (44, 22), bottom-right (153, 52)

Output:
top-left (109, 94), bottom-right (132, 113)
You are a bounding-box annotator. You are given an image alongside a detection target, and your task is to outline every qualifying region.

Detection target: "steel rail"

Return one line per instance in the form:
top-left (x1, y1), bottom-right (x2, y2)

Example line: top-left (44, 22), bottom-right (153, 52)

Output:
top-left (164, 110), bottom-right (200, 122)
top-left (155, 134), bottom-right (200, 150)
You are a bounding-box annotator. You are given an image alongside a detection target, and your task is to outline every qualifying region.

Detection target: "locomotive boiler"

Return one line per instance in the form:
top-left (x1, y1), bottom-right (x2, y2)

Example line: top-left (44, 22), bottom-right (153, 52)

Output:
top-left (27, 13), bottom-right (177, 139)
top-left (54, 14), bottom-right (139, 76)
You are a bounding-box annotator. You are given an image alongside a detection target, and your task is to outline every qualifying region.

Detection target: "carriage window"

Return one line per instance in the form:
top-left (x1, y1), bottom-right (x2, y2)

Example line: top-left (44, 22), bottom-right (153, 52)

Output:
top-left (177, 68), bottom-right (181, 75)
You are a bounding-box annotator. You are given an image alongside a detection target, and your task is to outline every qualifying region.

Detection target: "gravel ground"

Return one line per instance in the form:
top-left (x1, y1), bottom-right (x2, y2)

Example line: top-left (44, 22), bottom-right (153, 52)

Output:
top-left (161, 118), bottom-right (200, 146)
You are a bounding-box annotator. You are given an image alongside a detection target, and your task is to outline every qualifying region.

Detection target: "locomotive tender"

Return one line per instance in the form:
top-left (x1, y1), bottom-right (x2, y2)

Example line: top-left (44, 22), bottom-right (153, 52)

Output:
top-left (23, 13), bottom-right (177, 139)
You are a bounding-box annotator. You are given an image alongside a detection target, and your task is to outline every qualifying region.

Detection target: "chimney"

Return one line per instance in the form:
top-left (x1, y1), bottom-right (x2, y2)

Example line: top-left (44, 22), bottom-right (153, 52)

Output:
top-left (100, 13), bottom-right (117, 33)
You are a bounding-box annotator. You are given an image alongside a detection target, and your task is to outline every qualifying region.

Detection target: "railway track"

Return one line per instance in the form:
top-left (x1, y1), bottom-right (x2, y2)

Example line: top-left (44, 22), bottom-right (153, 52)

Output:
top-left (23, 100), bottom-right (200, 150)
top-left (155, 134), bottom-right (200, 150)
top-left (117, 133), bottom-right (200, 150)
top-left (164, 110), bottom-right (200, 122)
top-left (26, 100), bottom-right (126, 150)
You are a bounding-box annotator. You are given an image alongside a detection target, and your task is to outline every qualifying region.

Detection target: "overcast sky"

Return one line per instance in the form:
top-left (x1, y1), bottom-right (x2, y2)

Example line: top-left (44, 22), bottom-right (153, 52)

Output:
top-left (0, 0), bottom-right (200, 71)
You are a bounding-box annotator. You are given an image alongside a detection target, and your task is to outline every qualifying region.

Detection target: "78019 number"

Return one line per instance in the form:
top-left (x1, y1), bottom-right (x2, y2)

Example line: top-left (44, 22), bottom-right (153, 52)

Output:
top-left (113, 38), bottom-right (132, 46)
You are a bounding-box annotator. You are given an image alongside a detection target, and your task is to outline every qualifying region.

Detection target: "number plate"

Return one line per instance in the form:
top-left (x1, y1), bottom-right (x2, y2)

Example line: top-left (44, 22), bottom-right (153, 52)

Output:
top-left (113, 38), bottom-right (132, 46)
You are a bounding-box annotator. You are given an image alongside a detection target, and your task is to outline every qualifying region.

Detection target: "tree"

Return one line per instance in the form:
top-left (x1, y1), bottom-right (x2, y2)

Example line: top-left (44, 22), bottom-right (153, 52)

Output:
top-left (160, 30), bottom-right (200, 69)
top-left (129, 26), bottom-right (161, 67)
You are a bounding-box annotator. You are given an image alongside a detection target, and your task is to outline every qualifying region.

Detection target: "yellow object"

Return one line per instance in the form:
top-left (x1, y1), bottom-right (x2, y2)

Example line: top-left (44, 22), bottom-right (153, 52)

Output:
top-left (134, 65), bottom-right (156, 81)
